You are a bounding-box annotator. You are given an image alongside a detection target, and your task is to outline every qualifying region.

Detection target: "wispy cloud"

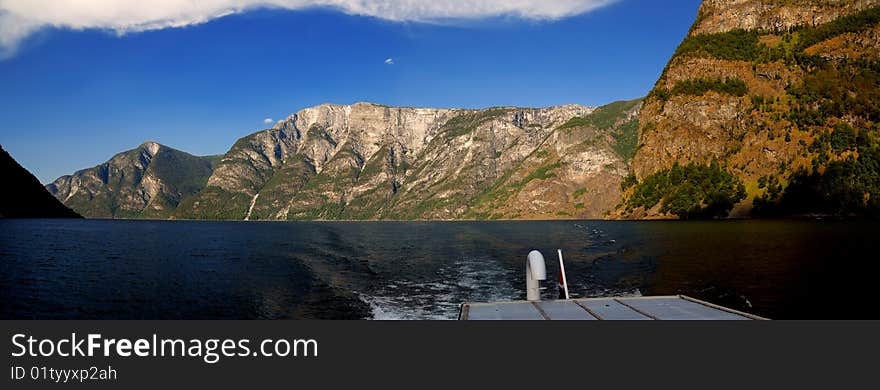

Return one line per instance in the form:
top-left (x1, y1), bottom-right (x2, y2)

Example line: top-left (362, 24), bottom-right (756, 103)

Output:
top-left (0, 1), bottom-right (616, 58)
top-left (384, 58), bottom-right (394, 65)
top-left (263, 118), bottom-right (274, 124)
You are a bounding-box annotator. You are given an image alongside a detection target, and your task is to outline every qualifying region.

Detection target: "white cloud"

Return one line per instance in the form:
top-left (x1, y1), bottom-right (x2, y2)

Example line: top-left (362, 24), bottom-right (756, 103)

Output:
top-left (384, 58), bottom-right (394, 65)
top-left (0, 1), bottom-right (616, 58)
top-left (263, 118), bottom-right (274, 124)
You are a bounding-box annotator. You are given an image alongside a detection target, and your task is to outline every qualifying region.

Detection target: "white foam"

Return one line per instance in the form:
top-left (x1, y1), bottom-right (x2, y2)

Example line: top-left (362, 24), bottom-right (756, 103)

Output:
top-left (357, 292), bottom-right (450, 320)
top-left (358, 255), bottom-right (519, 320)
top-left (357, 242), bottom-right (642, 319)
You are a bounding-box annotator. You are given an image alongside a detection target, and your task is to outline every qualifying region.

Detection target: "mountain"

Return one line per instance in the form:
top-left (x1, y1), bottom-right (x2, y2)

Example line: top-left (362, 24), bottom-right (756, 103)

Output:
top-left (0, 145), bottom-right (80, 218)
top-left (171, 100), bottom-right (640, 220)
top-left (616, 0), bottom-right (880, 219)
top-left (46, 142), bottom-right (220, 218)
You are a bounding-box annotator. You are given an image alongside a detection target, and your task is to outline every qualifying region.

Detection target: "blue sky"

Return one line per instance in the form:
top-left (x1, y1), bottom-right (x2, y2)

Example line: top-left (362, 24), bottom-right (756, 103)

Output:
top-left (0, 0), bottom-right (702, 183)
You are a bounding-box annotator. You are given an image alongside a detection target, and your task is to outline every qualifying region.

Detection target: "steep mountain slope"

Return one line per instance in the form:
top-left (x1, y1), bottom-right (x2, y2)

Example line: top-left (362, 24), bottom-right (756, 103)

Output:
top-left (174, 100), bottom-right (641, 220)
top-left (47, 142), bottom-right (220, 218)
top-left (0, 145), bottom-right (80, 218)
top-left (618, 0), bottom-right (880, 219)
top-left (464, 98), bottom-right (642, 220)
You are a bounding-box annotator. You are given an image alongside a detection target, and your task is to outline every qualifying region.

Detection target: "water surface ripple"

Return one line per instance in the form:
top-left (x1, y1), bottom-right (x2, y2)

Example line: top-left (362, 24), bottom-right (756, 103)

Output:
top-left (1, 219), bottom-right (877, 319)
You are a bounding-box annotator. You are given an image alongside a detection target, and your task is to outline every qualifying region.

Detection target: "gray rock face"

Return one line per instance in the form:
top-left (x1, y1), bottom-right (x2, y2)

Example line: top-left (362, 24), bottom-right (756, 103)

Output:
top-left (47, 142), bottom-right (219, 218)
top-left (46, 100), bottom-right (641, 221)
top-left (174, 101), bottom-right (639, 220)
top-left (693, 0), bottom-right (880, 35)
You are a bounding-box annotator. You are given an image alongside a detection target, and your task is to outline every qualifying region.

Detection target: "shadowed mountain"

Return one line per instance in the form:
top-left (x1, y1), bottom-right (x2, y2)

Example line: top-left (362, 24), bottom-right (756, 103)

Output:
top-left (47, 142), bottom-right (221, 218)
top-left (0, 145), bottom-right (80, 218)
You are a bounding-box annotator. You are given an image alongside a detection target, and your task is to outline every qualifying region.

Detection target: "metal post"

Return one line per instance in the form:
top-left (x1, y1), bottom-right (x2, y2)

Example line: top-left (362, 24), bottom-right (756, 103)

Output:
top-left (557, 249), bottom-right (570, 300)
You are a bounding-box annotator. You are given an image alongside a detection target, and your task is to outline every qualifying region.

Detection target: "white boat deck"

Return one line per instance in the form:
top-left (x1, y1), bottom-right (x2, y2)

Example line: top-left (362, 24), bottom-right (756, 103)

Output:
top-left (459, 295), bottom-right (766, 320)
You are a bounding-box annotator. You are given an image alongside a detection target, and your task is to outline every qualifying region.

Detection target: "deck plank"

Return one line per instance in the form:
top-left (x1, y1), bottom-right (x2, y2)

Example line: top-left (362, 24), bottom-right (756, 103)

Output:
top-left (460, 296), bottom-right (761, 320)
top-left (574, 299), bottom-right (652, 320)
top-left (465, 302), bottom-right (546, 320)
top-left (617, 297), bottom-right (750, 320)
top-left (535, 300), bottom-right (597, 320)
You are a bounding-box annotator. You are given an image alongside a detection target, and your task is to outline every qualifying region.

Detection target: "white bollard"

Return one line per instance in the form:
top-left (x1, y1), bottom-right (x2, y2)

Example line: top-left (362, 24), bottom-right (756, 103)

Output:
top-left (526, 250), bottom-right (547, 301)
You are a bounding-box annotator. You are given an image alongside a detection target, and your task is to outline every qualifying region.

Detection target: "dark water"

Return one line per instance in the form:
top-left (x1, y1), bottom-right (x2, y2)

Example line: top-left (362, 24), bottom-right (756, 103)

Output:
top-left (1, 219), bottom-right (878, 319)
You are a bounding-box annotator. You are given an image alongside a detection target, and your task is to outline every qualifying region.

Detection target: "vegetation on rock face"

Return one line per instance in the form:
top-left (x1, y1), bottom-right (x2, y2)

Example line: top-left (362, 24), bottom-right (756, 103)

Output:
top-left (440, 108), bottom-right (512, 139)
top-left (582, 99), bottom-right (641, 130)
top-left (149, 150), bottom-right (220, 198)
top-left (652, 77), bottom-right (749, 101)
top-left (559, 99), bottom-right (641, 132)
top-left (787, 60), bottom-right (880, 127)
top-left (678, 77), bottom-right (747, 97)
top-left (754, 123), bottom-right (880, 217)
top-left (629, 4), bottom-right (880, 219)
top-left (669, 7), bottom-right (880, 66)
top-left (459, 99), bottom-right (643, 220)
top-left (612, 118), bottom-right (640, 162)
top-left (675, 29), bottom-right (763, 62)
top-left (47, 144), bottom-right (219, 219)
top-left (795, 6), bottom-right (880, 52)
top-left (620, 173), bottom-right (638, 191)
top-left (558, 98), bottom-right (642, 163)
top-left (626, 161), bottom-right (747, 219)
top-left (173, 187), bottom-right (252, 220)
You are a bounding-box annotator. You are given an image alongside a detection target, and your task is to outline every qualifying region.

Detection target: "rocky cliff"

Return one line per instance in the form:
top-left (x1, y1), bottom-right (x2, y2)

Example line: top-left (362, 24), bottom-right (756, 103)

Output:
top-left (45, 101), bottom-right (641, 221)
top-left (693, 0), bottom-right (879, 35)
top-left (169, 100), bottom-right (640, 220)
top-left (0, 145), bottom-right (80, 218)
top-left (618, 0), bottom-right (880, 219)
top-left (47, 142), bottom-right (220, 218)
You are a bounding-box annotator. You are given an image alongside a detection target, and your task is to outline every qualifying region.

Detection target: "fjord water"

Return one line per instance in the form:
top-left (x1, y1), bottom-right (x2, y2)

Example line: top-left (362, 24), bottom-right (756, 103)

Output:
top-left (1, 219), bottom-right (877, 319)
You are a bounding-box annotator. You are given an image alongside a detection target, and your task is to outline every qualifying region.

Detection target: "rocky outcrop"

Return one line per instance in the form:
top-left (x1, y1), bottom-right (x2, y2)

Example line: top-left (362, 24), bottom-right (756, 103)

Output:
top-left (47, 142), bottom-right (219, 218)
top-left (692, 0), bottom-right (879, 35)
top-left (0, 145), bottom-right (80, 218)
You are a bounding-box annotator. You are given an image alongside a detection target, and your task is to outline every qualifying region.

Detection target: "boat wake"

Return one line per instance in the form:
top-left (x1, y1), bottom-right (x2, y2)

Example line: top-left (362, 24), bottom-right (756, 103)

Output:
top-left (357, 256), bottom-right (519, 320)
